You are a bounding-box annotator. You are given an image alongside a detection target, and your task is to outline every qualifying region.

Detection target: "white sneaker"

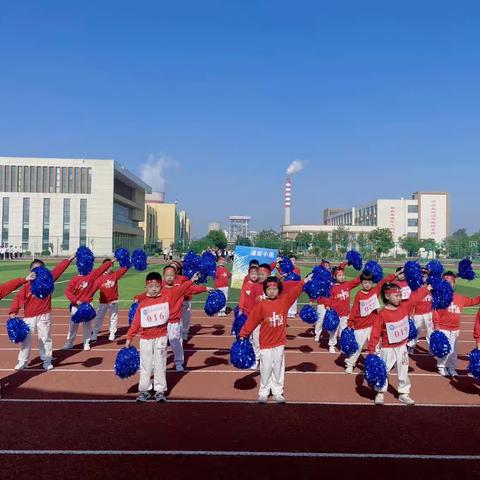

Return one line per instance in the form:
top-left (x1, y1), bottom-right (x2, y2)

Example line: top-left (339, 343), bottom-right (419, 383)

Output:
top-left (447, 369), bottom-right (458, 377)
top-left (83, 341), bottom-right (91, 351)
top-left (258, 395), bottom-right (268, 404)
top-left (329, 346), bottom-right (336, 354)
top-left (398, 394), bottom-right (415, 406)
top-left (43, 361), bottom-right (54, 371)
top-left (345, 365), bottom-right (354, 374)
top-left (108, 333), bottom-right (115, 341)
top-left (14, 362), bottom-right (27, 371)
top-left (314, 334), bottom-right (320, 342)
top-left (175, 364), bottom-right (185, 372)
top-left (62, 342), bottom-right (73, 350)
top-left (374, 393), bottom-right (384, 405)
top-left (250, 361), bottom-right (259, 370)
top-left (438, 367), bottom-right (448, 377)
top-left (274, 395), bottom-right (286, 404)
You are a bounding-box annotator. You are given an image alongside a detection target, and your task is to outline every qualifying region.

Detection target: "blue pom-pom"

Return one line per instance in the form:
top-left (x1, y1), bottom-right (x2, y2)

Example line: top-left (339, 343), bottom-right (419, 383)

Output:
top-left (183, 251), bottom-right (202, 279)
top-left (6, 317), bottom-right (30, 343)
top-left (304, 266), bottom-right (333, 299)
top-left (131, 249), bottom-right (148, 271)
top-left (299, 305), bottom-right (318, 324)
top-left (204, 290), bottom-right (227, 316)
top-left (231, 308), bottom-right (248, 336)
top-left (30, 266), bottom-right (55, 299)
top-left (468, 348), bottom-right (480, 380)
top-left (428, 278), bottom-right (453, 310)
top-left (346, 250), bottom-right (363, 271)
top-left (114, 248), bottom-right (131, 269)
top-left (458, 259), bottom-right (476, 281)
top-left (279, 257), bottom-right (294, 275)
top-left (199, 251), bottom-right (217, 283)
top-left (76, 246), bottom-right (95, 276)
top-left (339, 328), bottom-right (359, 356)
top-left (408, 318), bottom-right (418, 341)
top-left (363, 260), bottom-right (384, 283)
top-left (404, 261), bottom-right (424, 291)
top-left (114, 346), bottom-right (140, 379)
top-left (284, 272), bottom-right (301, 281)
top-left (230, 338), bottom-right (256, 369)
top-left (429, 330), bottom-right (451, 358)
top-left (364, 354), bottom-right (388, 389)
top-left (426, 260), bottom-right (444, 277)
top-left (128, 302), bottom-right (138, 326)
top-left (72, 303), bottom-right (97, 323)
top-left (323, 309), bottom-right (340, 332)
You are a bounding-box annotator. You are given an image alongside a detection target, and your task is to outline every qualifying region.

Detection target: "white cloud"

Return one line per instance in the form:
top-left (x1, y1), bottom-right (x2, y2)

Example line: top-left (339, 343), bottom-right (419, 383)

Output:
top-left (139, 154), bottom-right (179, 193)
top-left (286, 159), bottom-right (304, 175)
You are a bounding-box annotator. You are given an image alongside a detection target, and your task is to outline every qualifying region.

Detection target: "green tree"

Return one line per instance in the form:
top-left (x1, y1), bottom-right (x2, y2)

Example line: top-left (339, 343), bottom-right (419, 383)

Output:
top-left (332, 227), bottom-right (349, 255)
top-left (311, 232), bottom-right (331, 257)
top-left (399, 235), bottom-right (421, 257)
top-left (254, 230), bottom-right (282, 250)
top-left (420, 238), bottom-right (437, 255)
top-left (207, 230), bottom-right (228, 250)
top-left (368, 228), bottom-right (394, 257)
top-left (356, 232), bottom-right (370, 256)
top-left (294, 232), bottom-right (312, 253)
top-left (235, 236), bottom-right (252, 247)
top-left (189, 238), bottom-right (211, 253)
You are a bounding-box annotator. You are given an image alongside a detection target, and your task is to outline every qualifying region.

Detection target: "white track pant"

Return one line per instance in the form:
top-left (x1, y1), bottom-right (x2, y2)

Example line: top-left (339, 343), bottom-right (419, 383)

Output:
top-left (251, 325), bottom-right (261, 362)
top-left (259, 345), bottom-right (285, 397)
top-left (376, 344), bottom-right (411, 394)
top-left (218, 287), bottom-right (229, 314)
top-left (410, 313), bottom-right (433, 347)
top-left (181, 300), bottom-right (192, 338)
top-left (329, 316), bottom-right (348, 347)
top-left (288, 301), bottom-right (298, 318)
top-left (345, 326), bottom-right (372, 368)
top-left (139, 336), bottom-right (168, 393)
top-left (167, 322), bottom-right (184, 367)
top-left (314, 304), bottom-right (326, 338)
top-left (66, 305), bottom-right (93, 345)
top-left (93, 302), bottom-right (119, 336)
top-left (18, 314), bottom-right (52, 364)
top-left (436, 329), bottom-right (459, 371)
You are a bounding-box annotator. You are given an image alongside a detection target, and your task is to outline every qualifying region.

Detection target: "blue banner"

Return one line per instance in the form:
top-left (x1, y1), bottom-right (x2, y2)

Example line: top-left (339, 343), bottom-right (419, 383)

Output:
top-left (231, 245), bottom-right (278, 288)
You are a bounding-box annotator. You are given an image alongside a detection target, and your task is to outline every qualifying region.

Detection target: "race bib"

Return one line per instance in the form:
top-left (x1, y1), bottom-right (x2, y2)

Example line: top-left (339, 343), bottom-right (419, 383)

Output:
top-left (359, 295), bottom-right (381, 317)
top-left (386, 316), bottom-right (409, 344)
top-left (140, 303), bottom-right (170, 328)
top-left (401, 286), bottom-right (411, 300)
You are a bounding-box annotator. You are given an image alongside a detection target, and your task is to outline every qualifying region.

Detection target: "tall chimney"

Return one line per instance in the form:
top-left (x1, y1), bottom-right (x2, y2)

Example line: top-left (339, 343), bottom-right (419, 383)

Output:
top-left (284, 177), bottom-right (291, 225)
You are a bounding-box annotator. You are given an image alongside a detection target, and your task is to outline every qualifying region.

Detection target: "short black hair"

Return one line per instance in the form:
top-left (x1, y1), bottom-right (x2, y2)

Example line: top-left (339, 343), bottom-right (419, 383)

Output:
top-left (443, 271), bottom-right (457, 279)
top-left (381, 282), bottom-right (401, 303)
top-left (103, 258), bottom-right (111, 264)
top-left (258, 263), bottom-right (272, 272)
top-left (30, 259), bottom-right (45, 270)
top-left (263, 276), bottom-right (283, 295)
top-left (249, 259), bottom-right (260, 267)
top-left (360, 271), bottom-right (374, 282)
top-left (395, 267), bottom-right (403, 273)
top-left (332, 266), bottom-right (344, 277)
top-left (289, 254), bottom-right (297, 260)
top-left (146, 271), bottom-right (162, 282)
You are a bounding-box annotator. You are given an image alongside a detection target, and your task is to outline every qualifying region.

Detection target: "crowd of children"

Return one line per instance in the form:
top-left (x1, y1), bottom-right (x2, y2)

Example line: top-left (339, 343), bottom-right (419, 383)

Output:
top-left (1, 252), bottom-right (480, 405)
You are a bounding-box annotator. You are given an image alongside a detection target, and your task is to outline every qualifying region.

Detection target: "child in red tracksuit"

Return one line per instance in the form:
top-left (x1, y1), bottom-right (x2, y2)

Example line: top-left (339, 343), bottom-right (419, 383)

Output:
top-left (91, 260), bottom-right (129, 342)
top-left (344, 270), bottom-right (396, 373)
top-left (278, 255), bottom-right (302, 319)
top-left (64, 258), bottom-right (115, 351)
top-left (409, 267), bottom-right (434, 351)
top-left (126, 271), bottom-right (199, 402)
top-left (239, 266), bottom-right (258, 317)
top-left (474, 309), bottom-right (480, 349)
top-left (9, 255), bottom-right (75, 370)
top-left (161, 265), bottom-right (212, 371)
top-left (239, 275), bottom-right (311, 403)
top-left (432, 271), bottom-right (480, 377)
top-left (0, 274), bottom-right (33, 300)
top-left (368, 282), bottom-right (431, 406)
top-left (322, 265), bottom-right (361, 353)
top-left (214, 256), bottom-right (232, 316)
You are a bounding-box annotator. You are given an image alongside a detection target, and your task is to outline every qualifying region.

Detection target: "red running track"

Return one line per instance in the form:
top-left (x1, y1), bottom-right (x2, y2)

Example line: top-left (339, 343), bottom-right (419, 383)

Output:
top-left (0, 307), bottom-right (479, 478)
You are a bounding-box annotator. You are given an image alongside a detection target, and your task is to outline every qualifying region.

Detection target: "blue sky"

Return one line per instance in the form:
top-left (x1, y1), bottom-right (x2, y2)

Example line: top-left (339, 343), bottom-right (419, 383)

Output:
top-left (1, 1), bottom-right (479, 237)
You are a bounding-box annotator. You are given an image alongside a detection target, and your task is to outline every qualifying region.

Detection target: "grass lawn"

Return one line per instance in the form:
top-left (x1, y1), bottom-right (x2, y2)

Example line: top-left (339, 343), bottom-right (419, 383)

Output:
top-left (0, 260), bottom-right (479, 313)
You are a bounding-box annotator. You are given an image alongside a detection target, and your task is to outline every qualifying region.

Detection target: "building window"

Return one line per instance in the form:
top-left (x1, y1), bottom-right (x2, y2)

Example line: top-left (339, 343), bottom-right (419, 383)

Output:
top-left (408, 218), bottom-right (418, 227)
top-left (1, 197), bottom-right (9, 245)
top-left (74, 167), bottom-right (79, 193)
top-left (36, 166), bottom-right (42, 192)
top-left (79, 199), bottom-right (87, 246)
top-left (63, 198), bottom-right (70, 251)
top-left (22, 198), bottom-right (30, 250)
top-left (42, 198), bottom-right (50, 252)
top-left (87, 168), bottom-right (92, 193)
top-left (0, 166), bottom-right (3, 191)
top-left (11, 166), bottom-right (17, 192)
top-left (56, 167), bottom-right (61, 193)
top-left (43, 166), bottom-right (48, 193)
top-left (62, 167), bottom-right (67, 193)
top-left (23, 166), bottom-right (28, 192)
top-left (49, 166), bottom-right (54, 193)
top-left (29, 166), bottom-right (35, 192)
top-left (407, 232), bottom-right (417, 238)
top-left (81, 167), bottom-right (87, 193)
top-left (408, 205), bottom-right (418, 214)
top-left (68, 167), bottom-right (73, 193)
top-left (17, 166), bottom-right (22, 191)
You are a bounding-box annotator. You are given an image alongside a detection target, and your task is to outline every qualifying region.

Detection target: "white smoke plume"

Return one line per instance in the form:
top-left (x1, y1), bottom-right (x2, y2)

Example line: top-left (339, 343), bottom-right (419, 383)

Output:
top-left (286, 160), bottom-right (304, 176)
top-left (139, 154), bottom-right (179, 193)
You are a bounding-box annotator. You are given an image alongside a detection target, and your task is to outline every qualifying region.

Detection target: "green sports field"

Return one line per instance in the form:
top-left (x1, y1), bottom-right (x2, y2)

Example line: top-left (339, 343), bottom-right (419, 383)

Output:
top-left (0, 260), bottom-right (479, 313)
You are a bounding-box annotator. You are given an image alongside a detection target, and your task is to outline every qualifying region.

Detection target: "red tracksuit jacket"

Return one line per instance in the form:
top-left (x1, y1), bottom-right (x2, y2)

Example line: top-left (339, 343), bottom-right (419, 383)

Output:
top-left (64, 261), bottom-right (112, 305)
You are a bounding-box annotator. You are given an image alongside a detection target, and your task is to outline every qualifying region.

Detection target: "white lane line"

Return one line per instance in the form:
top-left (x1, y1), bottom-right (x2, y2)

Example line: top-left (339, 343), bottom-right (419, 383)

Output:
top-left (0, 449), bottom-right (477, 460)
top-left (1, 398), bottom-right (480, 408)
